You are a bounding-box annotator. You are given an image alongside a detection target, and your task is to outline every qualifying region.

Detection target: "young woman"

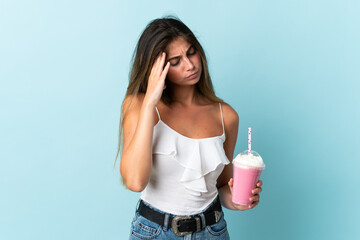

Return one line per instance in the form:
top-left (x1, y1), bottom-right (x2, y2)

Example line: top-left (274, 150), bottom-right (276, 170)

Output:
top-left (117, 17), bottom-right (263, 239)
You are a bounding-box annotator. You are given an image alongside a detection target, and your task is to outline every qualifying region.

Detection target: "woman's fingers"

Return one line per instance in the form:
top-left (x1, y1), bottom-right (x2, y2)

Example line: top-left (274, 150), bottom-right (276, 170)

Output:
top-left (248, 180), bottom-right (263, 209)
top-left (150, 52), bottom-right (166, 77)
top-left (248, 194), bottom-right (260, 208)
top-left (160, 62), bottom-right (170, 80)
top-left (249, 195), bottom-right (260, 202)
top-left (228, 178), bottom-right (234, 193)
top-left (145, 52), bottom-right (169, 104)
top-left (150, 53), bottom-right (161, 75)
top-left (248, 200), bottom-right (259, 209)
top-left (228, 178), bottom-right (234, 187)
top-left (156, 52), bottom-right (166, 75)
top-left (251, 180), bottom-right (263, 194)
top-left (252, 187), bottom-right (262, 194)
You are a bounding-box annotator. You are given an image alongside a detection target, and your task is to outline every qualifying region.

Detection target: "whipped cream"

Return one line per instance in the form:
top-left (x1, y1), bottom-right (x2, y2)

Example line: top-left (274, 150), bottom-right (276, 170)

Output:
top-left (233, 150), bottom-right (265, 169)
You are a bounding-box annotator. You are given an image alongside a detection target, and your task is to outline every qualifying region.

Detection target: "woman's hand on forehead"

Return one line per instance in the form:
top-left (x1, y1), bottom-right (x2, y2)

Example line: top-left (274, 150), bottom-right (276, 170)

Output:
top-left (144, 52), bottom-right (170, 106)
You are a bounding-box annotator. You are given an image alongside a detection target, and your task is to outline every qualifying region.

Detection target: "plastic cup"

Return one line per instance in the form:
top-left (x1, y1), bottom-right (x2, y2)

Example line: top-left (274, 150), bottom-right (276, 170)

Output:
top-left (232, 150), bottom-right (265, 205)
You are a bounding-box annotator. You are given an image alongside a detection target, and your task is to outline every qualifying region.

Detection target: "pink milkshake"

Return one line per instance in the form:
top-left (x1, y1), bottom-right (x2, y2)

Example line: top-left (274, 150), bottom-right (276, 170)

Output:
top-left (232, 150), bottom-right (265, 205)
top-left (232, 128), bottom-right (265, 206)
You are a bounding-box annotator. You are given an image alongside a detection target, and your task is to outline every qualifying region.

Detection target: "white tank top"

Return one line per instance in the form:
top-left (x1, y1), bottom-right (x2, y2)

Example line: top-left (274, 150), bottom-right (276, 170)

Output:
top-left (140, 103), bottom-right (230, 215)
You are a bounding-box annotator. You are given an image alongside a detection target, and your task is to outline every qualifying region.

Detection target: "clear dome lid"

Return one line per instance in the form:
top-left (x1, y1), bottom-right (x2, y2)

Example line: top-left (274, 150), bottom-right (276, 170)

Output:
top-left (233, 150), bottom-right (265, 170)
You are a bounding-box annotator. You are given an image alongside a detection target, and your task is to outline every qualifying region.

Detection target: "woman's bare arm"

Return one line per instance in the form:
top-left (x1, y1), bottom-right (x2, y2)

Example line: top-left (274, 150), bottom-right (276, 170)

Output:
top-left (120, 94), bottom-right (156, 192)
top-left (217, 103), bottom-right (240, 209)
top-left (120, 53), bottom-right (169, 192)
top-left (217, 103), bottom-right (263, 210)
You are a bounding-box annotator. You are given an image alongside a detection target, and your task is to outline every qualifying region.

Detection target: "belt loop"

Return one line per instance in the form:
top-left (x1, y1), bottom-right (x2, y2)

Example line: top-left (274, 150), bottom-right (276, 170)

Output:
top-left (163, 214), bottom-right (169, 230)
top-left (199, 212), bottom-right (206, 229)
top-left (135, 199), bottom-right (141, 212)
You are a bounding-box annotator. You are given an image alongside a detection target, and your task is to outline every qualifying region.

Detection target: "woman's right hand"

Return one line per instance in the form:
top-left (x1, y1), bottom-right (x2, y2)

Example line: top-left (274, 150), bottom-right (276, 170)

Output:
top-left (144, 52), bottom-right (170, 106)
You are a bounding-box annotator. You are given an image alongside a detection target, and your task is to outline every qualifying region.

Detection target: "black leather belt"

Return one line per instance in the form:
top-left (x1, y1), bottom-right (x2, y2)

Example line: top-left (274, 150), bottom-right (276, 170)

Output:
top-left (137, 197), bottom-right (222, 236)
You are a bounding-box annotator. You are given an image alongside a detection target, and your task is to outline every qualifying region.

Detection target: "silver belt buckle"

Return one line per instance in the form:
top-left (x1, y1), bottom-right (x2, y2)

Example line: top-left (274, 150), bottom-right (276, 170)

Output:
top-left (214, 211), bottom-right (221, 222)
top-left (171, 216), bottom-right (201, 236)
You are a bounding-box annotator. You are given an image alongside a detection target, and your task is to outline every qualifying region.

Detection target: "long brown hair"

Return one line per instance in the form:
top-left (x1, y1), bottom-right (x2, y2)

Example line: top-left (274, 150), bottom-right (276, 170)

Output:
top-left (114, 16), bottom-right (223, 167)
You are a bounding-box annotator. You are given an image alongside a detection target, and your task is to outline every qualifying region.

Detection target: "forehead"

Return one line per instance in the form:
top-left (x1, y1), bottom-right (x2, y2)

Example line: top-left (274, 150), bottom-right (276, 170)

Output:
top-left (166, 37), bottom-right (191, 56)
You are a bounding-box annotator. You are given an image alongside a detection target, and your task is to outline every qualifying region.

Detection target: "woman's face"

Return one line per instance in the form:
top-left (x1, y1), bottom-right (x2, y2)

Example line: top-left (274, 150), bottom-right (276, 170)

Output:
top-left (165, 37), bottom-right (202, 86)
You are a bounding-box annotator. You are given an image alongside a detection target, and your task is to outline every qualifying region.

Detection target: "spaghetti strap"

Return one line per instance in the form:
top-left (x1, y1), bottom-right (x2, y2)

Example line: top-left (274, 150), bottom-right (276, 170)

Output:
top-left (219, 103), bottom-right (225, 135)
top-left (155, 106), bottom-right (161, 121)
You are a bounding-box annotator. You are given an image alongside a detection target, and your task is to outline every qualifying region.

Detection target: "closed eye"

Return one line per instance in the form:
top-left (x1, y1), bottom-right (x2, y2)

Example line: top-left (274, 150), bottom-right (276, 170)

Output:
top-left (169, 57), bottom-right (180, 66)
top-left (167, 46), bottom-right (196, 67)
top-left (187, 46), bottom-right (196, 56)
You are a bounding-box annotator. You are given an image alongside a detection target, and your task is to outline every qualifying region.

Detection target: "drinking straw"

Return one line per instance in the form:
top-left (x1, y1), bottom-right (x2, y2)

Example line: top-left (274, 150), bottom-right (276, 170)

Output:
top-left (248, 127), bottom-right (251, 155)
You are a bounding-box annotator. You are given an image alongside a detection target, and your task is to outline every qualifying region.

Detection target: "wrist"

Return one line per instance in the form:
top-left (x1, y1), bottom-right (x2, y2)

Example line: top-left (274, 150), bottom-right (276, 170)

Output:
top-left (143, 95), bottom-right (158, 109)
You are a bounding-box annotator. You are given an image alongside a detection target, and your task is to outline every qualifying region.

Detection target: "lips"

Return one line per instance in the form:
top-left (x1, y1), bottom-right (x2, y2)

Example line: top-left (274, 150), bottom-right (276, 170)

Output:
top-left (185, 71), bottom-right (198, 79)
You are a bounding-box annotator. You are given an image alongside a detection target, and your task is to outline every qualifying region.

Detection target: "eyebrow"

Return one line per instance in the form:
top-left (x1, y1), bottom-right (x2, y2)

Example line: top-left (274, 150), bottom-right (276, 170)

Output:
top-left (167, 46), bottom-right (194, 61)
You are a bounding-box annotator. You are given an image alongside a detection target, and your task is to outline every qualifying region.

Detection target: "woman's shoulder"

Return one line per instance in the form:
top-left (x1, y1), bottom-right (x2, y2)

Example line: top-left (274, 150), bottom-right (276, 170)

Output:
top-left (220, 102), bottom-right (239, 128)
top-left (122, 93), bottom-right (147, 118)
top-left (123, 93), bottom-right (145, 107)
top-left (123, 93), bottom-right (148, 111)
top-left (122, 93), bottom-right (160, 122)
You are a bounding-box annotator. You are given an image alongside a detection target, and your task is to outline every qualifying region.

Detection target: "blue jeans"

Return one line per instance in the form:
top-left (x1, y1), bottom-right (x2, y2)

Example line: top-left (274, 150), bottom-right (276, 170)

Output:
top-left (128, 199), bottom-right (230, 240)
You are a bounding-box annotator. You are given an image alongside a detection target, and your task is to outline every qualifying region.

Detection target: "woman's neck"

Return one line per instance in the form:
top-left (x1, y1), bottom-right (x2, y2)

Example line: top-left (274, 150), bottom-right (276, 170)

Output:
top-left (168, 84), bottom-right (199, 107)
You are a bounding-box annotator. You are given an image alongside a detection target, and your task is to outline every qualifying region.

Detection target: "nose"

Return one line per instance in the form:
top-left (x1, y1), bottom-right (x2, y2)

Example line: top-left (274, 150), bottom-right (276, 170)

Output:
top-left (184, 57), bottom-right (195, 71)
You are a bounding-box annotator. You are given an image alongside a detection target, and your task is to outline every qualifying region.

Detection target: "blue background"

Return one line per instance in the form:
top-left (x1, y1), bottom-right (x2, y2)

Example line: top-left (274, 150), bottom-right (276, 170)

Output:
top-left (1, 0), bottom-right (359, 239)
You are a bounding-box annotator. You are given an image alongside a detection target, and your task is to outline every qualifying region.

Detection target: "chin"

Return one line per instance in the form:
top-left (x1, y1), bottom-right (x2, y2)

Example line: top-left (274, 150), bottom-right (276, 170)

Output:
top-left (169, 77), bottom-right (200, 87)
top-left (184, 77), bottom-right (200, 86)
